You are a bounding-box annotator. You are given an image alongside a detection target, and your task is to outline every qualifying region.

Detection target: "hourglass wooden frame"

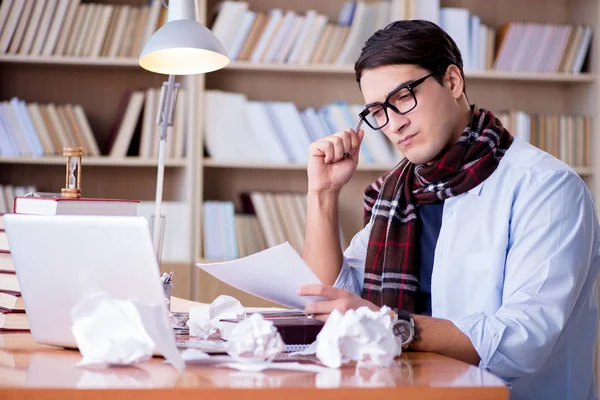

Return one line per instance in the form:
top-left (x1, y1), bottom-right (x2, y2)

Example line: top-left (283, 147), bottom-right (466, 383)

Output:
top-left (61, 147), bottom-right (83, 199)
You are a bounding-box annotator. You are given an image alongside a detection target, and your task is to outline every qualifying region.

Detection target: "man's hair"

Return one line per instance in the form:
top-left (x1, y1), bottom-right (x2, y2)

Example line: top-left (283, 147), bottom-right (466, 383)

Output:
top-left (354, 20), bottom-right (466, 93)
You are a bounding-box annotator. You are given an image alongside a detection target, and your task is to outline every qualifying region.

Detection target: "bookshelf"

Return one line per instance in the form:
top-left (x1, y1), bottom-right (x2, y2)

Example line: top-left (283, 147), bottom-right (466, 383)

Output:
top-left (0, 0), bottom-right (199, 298)
top-left (0, 0), bottom-right (599, 387)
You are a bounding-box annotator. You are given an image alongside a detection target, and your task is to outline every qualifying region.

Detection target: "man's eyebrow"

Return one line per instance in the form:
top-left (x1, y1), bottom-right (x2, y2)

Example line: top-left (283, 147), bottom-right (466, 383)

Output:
top-left (386, 79), bottom-right (414, 96)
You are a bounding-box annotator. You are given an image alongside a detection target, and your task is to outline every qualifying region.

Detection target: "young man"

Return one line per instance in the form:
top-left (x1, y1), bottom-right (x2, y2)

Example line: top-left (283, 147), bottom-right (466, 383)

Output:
top-left (299, 20), bottom-right (600, 400)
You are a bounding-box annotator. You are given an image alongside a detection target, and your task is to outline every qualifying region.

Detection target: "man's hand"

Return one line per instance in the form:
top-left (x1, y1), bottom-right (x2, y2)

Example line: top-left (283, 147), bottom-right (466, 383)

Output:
top-left (297, 284), bottom-right (379, 321)
top-left (307, 128), bottom-right (364, 193)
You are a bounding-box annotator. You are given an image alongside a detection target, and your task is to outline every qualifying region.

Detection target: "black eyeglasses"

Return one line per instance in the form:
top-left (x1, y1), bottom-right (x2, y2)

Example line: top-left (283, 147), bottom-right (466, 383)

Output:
top-left (359, 71), bottom-right (439, 130)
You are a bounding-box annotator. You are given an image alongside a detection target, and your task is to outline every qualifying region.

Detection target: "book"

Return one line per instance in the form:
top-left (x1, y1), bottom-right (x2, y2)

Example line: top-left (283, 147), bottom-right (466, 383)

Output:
top-left (0, 291), bottom-right (23, 312)
top-left (0, 272), bottom-right (18, 293)
top-left (0, 231), bottom-right (8, 252)
top-left (14, 197), bottom-right (139, 217)
top-left (0, 251), bottom-right (13, 274)
top-left (219, 316), bottom-right (324, 345)
top-left (0, 309), bottom-right (29, 331)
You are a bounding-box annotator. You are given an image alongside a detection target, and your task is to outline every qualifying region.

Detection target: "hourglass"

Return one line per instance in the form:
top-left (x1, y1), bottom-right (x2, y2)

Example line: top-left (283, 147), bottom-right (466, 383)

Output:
top-left (62, 147), bottom-right (83, 198)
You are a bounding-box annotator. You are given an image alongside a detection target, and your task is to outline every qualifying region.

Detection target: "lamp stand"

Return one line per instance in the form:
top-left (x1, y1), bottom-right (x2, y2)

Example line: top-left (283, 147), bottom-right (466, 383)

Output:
top-left (153, 74), bottom-right (179, 256)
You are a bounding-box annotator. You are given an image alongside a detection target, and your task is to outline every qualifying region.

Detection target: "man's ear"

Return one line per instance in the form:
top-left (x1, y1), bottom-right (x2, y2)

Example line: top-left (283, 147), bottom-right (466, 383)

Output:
top-left (444, 65), bottom-right (465, 99)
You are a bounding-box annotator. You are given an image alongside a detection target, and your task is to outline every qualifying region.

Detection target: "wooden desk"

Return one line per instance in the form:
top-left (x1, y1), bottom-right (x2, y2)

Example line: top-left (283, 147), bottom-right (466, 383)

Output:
top-left (0, 333), bottom-right (508, 400)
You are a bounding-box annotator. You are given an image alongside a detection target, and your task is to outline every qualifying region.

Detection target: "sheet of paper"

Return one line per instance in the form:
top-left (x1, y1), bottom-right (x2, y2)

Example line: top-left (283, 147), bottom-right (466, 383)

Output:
top-left (196, 242), bottom-right (326, 310)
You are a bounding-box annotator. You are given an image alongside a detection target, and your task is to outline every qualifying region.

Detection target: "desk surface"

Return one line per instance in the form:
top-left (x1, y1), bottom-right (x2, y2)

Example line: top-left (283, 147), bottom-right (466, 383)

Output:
top-left (0, 333), bottom-right (508, 400)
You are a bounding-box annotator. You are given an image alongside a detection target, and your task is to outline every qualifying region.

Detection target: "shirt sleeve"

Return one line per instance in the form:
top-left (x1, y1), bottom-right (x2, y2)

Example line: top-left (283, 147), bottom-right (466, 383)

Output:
top-left (452, 170), bottom-right (600, 378)
top-left (332, 221), bottom-right (372, 296)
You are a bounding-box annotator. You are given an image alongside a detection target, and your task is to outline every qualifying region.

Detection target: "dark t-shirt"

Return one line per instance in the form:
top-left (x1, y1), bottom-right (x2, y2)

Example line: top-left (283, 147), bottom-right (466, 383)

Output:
top-left (416, 202), bottom-right (444, 316)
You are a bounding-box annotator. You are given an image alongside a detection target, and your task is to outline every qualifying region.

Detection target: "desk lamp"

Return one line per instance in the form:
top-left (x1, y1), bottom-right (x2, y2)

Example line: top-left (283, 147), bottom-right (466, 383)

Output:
top-left (138, 0), bottom-right (229, 256)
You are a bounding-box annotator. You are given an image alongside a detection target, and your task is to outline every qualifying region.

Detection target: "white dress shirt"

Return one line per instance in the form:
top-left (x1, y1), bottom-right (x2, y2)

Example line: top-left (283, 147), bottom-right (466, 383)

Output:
top-left (334, 137), bottom-right (600, 400)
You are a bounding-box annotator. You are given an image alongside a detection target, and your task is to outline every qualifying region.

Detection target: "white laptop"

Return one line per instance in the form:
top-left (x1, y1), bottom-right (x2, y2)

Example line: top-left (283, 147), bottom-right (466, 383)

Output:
top-left (3, 214), bottom-right (171, 349)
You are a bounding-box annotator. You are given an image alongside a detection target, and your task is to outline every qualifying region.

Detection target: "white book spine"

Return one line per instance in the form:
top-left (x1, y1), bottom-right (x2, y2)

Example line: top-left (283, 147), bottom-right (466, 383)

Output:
top-left (287, 9), bottom-right (317, 63)
top-left (41, 0), bottom-right (70, 56)
top-left (229, 10), bottom-right (257, 61)
top-left (276, 15), bottom-right (305, 63)
top-left (263, 11), bottom-right (295, 63)
top-left (250, 9), bottom-right (283, 63)
top-left (16, 100), bottom-right (44, 156)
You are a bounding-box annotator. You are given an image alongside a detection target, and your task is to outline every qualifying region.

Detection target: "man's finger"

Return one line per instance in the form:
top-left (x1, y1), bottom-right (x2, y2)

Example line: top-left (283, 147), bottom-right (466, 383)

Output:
top-left (304, 300), bottom-right (339, 316)
top-left (311, 313), bottom-right (329, 322)
top-left (297, 284), bottom-right (345, 299)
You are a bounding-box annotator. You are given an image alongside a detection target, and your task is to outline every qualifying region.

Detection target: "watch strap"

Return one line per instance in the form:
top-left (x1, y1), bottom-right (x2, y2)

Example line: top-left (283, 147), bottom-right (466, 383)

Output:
top-left (393, 308), bottom-right (411, 322)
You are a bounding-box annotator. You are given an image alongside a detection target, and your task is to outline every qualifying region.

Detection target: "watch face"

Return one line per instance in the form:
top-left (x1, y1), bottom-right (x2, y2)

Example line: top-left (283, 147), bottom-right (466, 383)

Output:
top-left (393, 320), bottom-right (412, 344)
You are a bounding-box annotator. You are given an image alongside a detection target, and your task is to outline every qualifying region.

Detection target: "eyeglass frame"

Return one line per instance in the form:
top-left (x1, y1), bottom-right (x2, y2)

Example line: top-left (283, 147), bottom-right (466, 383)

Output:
top-left (358, 70), bottom-right (442, 131)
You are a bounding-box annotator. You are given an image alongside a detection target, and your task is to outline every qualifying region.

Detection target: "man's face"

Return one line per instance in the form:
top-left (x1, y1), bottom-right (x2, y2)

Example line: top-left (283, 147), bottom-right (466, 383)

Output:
top-left (360, 64), bottom-right (463, 165)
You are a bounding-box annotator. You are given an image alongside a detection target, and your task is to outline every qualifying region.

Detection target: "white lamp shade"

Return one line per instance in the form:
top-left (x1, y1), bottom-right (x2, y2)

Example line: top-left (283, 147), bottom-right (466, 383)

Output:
top-left (139, 19), bottom-right (230, 75)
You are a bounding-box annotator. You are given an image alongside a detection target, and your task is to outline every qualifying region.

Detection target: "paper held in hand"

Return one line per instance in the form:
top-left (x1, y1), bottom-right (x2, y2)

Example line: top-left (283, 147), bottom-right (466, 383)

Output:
top-left (196, 242), bottom-right (325, 310)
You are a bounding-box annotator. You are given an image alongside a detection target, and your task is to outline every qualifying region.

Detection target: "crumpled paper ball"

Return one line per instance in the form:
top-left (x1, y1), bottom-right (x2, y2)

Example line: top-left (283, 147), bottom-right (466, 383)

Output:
top-left (70, 292), bottom-right (184, 370)
top-left (225, 313), bottom-right (285, 363)
top-left (187, 295), bottom-right (245, 339)
top-left (315, 306), bottom-right (399, 368)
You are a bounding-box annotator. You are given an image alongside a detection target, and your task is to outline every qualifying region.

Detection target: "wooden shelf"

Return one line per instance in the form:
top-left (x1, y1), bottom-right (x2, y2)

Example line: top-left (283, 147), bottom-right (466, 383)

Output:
top-left (204, 159), bottom-right (308, 170)
top-left (204, 158), bottom-right (388, 171)
top-left (225, 61), bottom-right (595, 82)
top-left (0, 156), bottom-right (187, 167)
top-left (203, 159), bottom-right (594, 176)
top-left (197, 258), bottom-right (233, 263)
top-left (463, 70), bottom-right (595, 82)
top-left (0, 55), bottom-right (593, 82)
top-left (0, 54), bottom-right (138, 67)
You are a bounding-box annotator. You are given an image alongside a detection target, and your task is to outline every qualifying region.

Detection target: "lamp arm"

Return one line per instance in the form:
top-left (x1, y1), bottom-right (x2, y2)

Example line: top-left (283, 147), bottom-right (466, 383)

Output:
top-left (153, 74), bottom-right (178, 255)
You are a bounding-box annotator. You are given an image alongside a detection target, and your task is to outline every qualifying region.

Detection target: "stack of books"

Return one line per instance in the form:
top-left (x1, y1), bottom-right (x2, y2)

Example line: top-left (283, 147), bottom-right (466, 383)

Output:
top-left (0, 214), bottom-right (28, 332)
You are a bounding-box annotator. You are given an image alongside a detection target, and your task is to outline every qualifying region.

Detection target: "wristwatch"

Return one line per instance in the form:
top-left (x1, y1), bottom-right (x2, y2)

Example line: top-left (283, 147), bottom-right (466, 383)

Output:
top-left (391, 309), bottom-right (415, 350)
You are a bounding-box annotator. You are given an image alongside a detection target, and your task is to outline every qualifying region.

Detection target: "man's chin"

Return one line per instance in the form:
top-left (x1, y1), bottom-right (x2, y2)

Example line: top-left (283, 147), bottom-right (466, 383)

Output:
top-left (401, 151), bottom-right (430, 165)
top-left (401, 146), bottom-right (444, 166)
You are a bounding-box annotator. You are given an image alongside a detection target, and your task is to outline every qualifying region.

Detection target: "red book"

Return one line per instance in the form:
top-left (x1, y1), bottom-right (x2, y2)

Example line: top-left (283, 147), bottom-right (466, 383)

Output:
top-left (13, 197), bottom-right (139, 217)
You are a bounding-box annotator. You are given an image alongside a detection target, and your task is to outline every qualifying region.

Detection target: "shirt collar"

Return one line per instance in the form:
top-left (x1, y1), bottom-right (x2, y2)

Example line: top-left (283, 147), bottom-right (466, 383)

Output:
top-left (468, 181), bottom-right (484, 196)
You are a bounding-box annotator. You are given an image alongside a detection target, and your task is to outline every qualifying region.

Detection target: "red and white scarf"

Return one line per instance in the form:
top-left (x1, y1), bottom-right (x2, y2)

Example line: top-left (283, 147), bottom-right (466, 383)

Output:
top-left (361, 106), bottom-right (513, 312)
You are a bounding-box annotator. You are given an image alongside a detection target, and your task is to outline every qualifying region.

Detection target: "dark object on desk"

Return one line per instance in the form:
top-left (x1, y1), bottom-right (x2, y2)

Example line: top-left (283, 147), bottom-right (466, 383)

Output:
top-left (220, 317), bottom-right (324, 344)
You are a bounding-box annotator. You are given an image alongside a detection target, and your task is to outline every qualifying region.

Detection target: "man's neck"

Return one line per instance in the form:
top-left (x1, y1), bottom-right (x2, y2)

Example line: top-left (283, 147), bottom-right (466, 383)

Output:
top-left (423, 103), bottom-right (473, 166)
top-left (452, 102), bottom-right (474, 144)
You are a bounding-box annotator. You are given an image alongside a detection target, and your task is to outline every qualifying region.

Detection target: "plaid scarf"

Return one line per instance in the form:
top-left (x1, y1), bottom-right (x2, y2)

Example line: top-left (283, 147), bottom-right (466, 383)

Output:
top-left (361, 106), bottom-right (513, 312)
